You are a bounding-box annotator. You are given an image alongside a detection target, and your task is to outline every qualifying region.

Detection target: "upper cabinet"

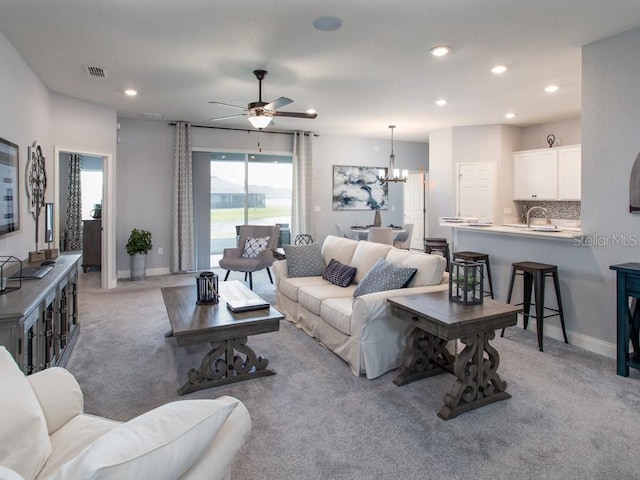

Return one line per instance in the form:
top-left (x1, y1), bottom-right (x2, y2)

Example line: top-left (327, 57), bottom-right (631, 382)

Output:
top-left (557, 146), bottom-right (581, 200)
top-left (513, 145), bottom-right (581, 201)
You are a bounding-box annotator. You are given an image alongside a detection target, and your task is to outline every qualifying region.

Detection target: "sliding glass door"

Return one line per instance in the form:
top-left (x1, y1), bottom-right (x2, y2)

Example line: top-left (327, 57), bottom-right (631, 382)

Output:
top-left (193, 151), bottom-right (292, 268)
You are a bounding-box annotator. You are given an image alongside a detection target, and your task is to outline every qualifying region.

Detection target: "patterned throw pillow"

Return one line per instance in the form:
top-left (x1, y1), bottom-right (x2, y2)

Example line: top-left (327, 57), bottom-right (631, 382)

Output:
top-left (283, 243), bottom-right (326, 277)
top-left (241, 236), bottom-right (270, 259)
top-left (353, 258), bottom-right (417, 297)
top-left (323, 258), bottom-right (357, 287)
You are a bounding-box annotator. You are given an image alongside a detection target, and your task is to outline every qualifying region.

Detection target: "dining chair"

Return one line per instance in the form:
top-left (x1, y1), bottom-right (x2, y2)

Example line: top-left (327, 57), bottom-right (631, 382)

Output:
top-left (393, 223), bottom-right (414, 249)
top-left (335, 223), bottom-right (350, 238)
top-left (367, 227), bottom-right (394, 245)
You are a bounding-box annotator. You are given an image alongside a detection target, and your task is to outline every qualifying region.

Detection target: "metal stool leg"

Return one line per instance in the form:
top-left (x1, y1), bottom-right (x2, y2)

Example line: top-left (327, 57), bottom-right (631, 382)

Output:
top-left (501, 265), bottom-right (518, 337)
top-left (551, 271), bottom-right (569, 344)
top-left (485, 259), bottom-right (495, 299)
top-left (533, 270), bottom-right (545, 352)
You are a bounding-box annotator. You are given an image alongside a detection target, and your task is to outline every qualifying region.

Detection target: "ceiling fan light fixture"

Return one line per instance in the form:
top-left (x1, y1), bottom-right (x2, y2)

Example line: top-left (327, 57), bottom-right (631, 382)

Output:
top-left (247, 113), bottom-right (272, 129)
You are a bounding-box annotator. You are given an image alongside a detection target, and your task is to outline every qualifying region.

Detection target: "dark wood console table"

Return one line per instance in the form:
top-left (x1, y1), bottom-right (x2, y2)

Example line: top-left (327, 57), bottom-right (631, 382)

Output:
top-left (609, 263), bottom-right (640, 376)
top-left (389, 290), bottom-right (521, 420)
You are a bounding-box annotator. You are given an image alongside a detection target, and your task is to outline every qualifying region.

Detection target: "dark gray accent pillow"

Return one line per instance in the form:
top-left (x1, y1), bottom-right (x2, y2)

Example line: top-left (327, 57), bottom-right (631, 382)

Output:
top-left (283, 243), bottom-right (326, 277)
top-left (323, 258), bottom-right (357, 287)
top-left (353, 258), bottom-right (417, 297)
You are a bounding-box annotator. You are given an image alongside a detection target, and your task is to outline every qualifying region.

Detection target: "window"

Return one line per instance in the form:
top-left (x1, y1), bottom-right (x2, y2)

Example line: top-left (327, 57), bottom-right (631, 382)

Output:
top-left (192, 151), bottom-right (292, 268)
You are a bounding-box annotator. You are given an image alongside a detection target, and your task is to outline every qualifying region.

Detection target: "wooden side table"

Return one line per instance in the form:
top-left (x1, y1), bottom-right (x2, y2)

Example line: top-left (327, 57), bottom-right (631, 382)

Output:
top-left (609, 263), bottom-right (640, 376)
top-left (389, 290), bottom-right (521, 420)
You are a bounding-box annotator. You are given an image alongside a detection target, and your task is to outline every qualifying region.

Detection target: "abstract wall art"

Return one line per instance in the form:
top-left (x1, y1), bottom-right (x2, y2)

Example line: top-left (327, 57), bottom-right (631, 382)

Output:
top-left (332, 165), bottom-right (388, 211)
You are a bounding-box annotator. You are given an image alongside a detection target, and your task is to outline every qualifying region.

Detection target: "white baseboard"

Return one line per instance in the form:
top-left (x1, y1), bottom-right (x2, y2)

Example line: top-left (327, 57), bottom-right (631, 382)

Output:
top-left (520, 323), bottom-right (616, 360)
top-left (117, 267), bottom-right (171, 279)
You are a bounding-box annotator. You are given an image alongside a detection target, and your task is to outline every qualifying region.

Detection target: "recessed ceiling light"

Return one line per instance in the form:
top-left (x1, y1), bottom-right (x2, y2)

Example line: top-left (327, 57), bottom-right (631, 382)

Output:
top-left (313, 16), bottom-right (342, 31)
top-left (491, 65), bottom-right (507, 74)
top-left (435, 99), bottom-right (447, 106)
top-left (545, 84), bottom-right (559, 93)
top-left (505, 112), bottom-right (516, 119)
top-left (430, 45), bottom-right (450, 57)
top-left (306, 108), bottom-right (317, 114)
top-left (124, 89), bottom-right (137, 96)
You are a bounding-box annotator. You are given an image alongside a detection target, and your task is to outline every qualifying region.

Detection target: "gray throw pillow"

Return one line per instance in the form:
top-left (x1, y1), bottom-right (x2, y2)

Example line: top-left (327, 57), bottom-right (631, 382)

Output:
top-left (353, 258), bottom-right (417, 297)
top-left (323, 258), bottom-right (357, 287)
top-left (283, 243), bottom-right (326, 277)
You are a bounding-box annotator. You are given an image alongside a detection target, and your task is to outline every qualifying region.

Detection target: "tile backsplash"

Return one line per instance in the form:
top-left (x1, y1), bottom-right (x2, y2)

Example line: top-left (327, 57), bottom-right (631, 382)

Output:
top-left (514, 201), bottom-right (581, 222)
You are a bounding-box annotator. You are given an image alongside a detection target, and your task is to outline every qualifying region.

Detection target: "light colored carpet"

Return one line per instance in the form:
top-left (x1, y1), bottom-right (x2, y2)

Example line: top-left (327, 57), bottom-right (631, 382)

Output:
top-left (68, 270), bottom-right (640, 480)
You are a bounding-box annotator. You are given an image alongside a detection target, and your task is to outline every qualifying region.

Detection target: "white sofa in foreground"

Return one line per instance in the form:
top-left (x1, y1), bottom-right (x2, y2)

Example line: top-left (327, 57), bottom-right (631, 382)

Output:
top-left (0, 346), bottom-right (251, 480)
top-left (274, 235), bottom-right (448, 379)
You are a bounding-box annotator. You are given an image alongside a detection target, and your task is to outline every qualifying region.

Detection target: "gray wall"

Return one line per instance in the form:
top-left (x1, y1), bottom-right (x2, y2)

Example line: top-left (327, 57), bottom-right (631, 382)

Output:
top-left (116, 120), bottom-right (428, 274)
top-left (0, 32), bottom-right (51, 260)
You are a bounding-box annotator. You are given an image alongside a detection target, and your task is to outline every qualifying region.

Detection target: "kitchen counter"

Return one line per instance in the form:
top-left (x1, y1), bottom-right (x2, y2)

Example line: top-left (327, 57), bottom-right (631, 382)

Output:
top-left (439, 220), bottom-right (582, 241)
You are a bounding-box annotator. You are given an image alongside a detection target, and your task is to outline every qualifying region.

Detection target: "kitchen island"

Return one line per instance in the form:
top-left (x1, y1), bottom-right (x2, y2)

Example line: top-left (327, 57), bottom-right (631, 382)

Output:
top-left (440, 220), bottom-right (610, 358)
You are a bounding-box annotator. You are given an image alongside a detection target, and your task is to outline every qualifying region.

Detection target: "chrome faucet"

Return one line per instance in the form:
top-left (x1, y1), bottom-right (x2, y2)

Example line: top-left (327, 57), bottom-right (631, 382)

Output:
top-left (526, 206), bottom-right (550, 228)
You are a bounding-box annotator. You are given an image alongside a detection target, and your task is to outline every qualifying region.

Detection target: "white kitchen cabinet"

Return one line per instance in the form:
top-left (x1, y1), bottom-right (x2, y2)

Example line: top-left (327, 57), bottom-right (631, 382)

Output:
top-left (512, 145), bottom-right (581, 201)
top-left (557, 145), bottom-right (581, 200)
top-left (512, 149), bottom-right (558, 200)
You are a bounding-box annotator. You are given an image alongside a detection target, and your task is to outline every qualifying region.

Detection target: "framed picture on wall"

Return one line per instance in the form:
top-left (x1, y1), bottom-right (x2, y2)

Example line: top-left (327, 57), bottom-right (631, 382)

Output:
top-left (332, 165), bottom-right (388, 211)
top-left (0, 137), bottom-right (20, 236)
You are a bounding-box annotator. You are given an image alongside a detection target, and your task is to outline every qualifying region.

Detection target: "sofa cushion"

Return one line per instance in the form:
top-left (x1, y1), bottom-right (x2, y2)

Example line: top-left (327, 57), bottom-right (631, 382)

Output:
top-left (283, 243), bottom-right (326, 277)
top-left (323, 259), bottom-right (357, 287)
top-left (353, 258), bottom-right (417, 297)
top-left (320, 297), bottom-right (354, 336)
top-left (278, 275), bottom-right (329, 302)
top-left (385, 249), bottom-right (446, 287)
top-left (38, 415), bottom-right (121, 480)
top-left (241, 236), bottom-right (270, 258)
top-left (350, 241), bottom-right (394, 283)
top-left (0, 346), bottom-right (52, 480)
top-left (320, 235), bottom-right (358, 267)
top-left (51, 399), bottom-right (238, 480)
top-left (298, 283), bottom-right (357, 315)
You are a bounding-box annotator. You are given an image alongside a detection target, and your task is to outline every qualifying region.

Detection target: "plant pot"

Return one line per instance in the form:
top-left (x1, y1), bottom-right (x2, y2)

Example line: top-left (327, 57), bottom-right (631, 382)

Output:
top-left (130, 253), bottom-right (147, 281)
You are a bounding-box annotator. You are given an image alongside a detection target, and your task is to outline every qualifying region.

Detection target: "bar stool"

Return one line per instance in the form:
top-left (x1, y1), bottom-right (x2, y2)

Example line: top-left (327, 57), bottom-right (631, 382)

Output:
top-left (452, 251), bottom-right (494, 298)
top-left (500, 261), bottom-right (569, 352)
top-left (424, 238), bottom-right (450, 272)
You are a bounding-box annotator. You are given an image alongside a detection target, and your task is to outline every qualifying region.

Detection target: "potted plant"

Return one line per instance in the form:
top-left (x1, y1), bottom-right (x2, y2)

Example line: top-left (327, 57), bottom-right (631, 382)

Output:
top-left (126, 228), bottom-right (152, 280)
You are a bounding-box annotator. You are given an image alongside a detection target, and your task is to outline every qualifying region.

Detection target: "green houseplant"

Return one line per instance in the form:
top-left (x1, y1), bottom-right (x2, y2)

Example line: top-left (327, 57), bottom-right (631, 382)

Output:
top-left (126, 229), bottom-right (152, 280)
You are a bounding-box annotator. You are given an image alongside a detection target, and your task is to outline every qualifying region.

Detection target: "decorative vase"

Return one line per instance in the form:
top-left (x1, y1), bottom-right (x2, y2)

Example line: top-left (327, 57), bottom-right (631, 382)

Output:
top-left (373, 210), bottom-right (382, 227)
top-left (130, 253), bottom-right (147, 281)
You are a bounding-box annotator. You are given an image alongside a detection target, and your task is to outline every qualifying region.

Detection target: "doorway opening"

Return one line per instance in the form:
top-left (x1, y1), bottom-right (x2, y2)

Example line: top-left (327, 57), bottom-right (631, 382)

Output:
top-left (55, 147), bottom-right (114, 289)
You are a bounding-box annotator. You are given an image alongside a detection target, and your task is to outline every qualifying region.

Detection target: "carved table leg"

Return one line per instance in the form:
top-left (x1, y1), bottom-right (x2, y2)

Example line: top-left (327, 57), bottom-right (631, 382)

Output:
top-left (394, 328), bottom-right (455, 386)
top-left (438, 329), bottom-right (510, 420)
top-left (178, 336), bottom-right (274, 395)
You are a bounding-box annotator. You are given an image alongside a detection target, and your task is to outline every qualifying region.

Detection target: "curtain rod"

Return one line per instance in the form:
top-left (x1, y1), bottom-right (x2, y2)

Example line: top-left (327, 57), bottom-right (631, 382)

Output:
top-left (168, 122), bottom-right (318, 137)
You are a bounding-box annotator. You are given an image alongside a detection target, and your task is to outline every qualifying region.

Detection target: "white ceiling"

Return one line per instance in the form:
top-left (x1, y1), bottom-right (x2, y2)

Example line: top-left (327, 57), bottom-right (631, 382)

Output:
top-left (2, 1), bottom-right (640, 142)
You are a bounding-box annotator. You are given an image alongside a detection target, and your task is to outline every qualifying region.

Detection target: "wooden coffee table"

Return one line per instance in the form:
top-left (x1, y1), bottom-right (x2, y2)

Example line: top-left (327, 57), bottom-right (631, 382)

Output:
top-left (388, 290), bottom-right (522, 420)
top-left (161, 280), bottom-right (283, 395)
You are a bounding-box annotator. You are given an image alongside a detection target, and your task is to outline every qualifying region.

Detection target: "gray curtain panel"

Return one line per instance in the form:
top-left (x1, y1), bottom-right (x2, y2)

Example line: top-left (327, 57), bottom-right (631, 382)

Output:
top-left (292, 131), bottom-right (314, 240)
top-left (65, 153), bottom-right (82, 250)
top-left (171, 121), bottom-right (195, 272)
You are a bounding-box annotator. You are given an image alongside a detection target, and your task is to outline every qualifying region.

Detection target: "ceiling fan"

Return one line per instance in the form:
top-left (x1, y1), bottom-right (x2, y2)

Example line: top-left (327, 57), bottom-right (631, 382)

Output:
top-left (208, 69), bottom-right (317, 129)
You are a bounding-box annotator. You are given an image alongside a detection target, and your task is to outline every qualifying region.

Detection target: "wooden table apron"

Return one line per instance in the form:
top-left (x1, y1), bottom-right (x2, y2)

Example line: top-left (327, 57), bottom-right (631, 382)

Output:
top-left (388, 290), bottom-right (521, 420)
top-left (161, 283), bottom-right (282, 395)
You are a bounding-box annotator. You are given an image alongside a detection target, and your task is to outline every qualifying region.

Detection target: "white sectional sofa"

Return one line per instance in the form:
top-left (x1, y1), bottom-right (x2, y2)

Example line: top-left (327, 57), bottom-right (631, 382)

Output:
top-left (274, 235), bottom-right (448, 379)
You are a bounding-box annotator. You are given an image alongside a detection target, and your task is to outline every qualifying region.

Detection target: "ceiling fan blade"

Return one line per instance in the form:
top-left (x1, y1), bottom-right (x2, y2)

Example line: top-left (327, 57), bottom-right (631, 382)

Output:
top-left (209, 113), bottom-right (247, 121)
top-left (208, 101), bottom-right (247, 111)
top-left (264, 97), bottom-right (293, 111)
top-left (272, 111), bottom-right (318, 119)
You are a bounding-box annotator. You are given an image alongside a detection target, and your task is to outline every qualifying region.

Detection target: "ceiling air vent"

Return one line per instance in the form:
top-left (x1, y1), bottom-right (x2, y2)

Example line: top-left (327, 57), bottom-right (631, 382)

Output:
top-left (84, 65), bottom-right (108, 79)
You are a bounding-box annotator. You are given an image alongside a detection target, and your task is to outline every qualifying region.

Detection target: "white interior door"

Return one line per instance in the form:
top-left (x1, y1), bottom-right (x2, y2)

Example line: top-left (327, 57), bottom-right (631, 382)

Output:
top-left (457, 163), bottom-right (496, 222)
top-left (403, 172), bottom-right (425, 249)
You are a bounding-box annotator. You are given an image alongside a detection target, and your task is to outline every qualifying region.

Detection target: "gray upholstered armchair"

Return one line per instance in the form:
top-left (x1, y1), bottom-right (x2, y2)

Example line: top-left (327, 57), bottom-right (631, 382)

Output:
top-left (219, 224), bottom-right (280, 290)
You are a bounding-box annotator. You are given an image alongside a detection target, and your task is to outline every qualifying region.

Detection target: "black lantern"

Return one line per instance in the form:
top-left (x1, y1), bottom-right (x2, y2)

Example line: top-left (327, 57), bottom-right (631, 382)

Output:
top-left (196, 271), bottom-right (219, 305)
top-left (449, 260), bottom-right (484, 305)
